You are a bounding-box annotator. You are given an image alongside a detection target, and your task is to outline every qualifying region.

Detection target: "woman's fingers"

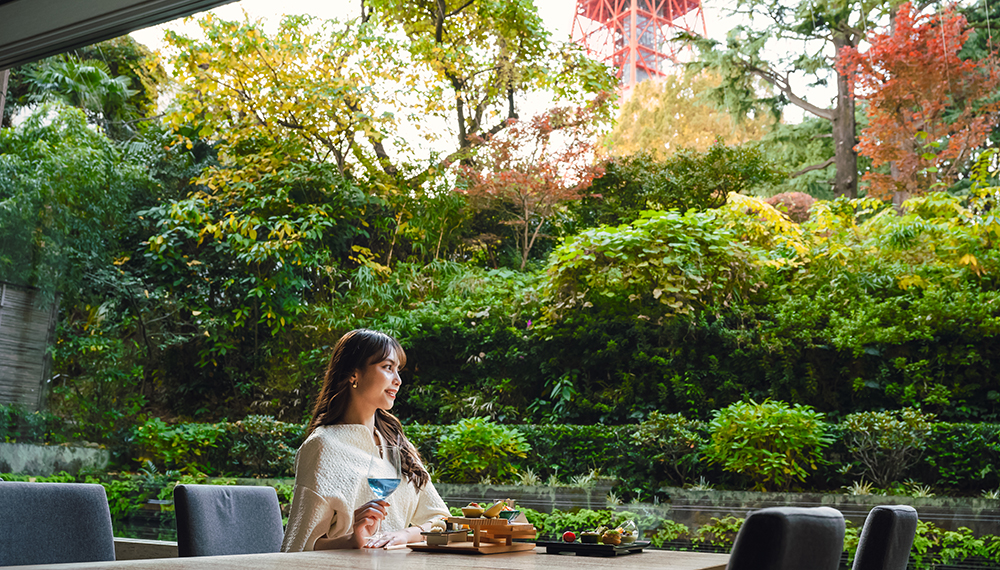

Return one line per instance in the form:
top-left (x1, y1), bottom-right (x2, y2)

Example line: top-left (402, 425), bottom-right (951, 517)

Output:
top-left (363, 530), bottom-right (406, 549)
top-left (354, 499), bottom-right (389, 520)
top-left (363, 534), bottom-right (391, 549)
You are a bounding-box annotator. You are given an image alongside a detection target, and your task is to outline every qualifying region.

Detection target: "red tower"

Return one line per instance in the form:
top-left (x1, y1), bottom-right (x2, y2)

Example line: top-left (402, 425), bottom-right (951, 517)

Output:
top-left (572, 0), bottom-right (707, 88)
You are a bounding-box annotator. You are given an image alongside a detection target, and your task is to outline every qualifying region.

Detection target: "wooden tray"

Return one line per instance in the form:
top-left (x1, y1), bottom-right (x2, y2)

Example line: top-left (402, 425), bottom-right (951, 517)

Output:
top-left (409, 540), bottom-right (536, 555)
top-left (536, 540), bottom-right (651, 556)
top-left (410, 515), bottom-right (537, 555)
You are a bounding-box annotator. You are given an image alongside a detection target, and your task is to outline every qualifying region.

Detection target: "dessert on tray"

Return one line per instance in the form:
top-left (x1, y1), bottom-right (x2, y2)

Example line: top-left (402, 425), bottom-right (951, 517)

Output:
top-left (414, 499), bottom-right (536, 555)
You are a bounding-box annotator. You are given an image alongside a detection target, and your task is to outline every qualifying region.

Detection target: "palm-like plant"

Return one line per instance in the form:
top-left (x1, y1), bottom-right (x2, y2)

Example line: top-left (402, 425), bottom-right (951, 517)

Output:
top-left (27, 56), bottom-right (137, 135)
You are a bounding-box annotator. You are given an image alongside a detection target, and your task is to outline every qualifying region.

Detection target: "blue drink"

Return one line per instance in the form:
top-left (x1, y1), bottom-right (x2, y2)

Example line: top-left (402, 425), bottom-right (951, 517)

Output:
top-left (368, 477), bottom-right (400, 500)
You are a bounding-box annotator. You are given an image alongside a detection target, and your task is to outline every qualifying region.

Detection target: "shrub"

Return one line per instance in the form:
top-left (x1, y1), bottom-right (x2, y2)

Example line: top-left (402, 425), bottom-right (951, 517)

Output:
top-left (631, 411), bottom-right (704, 486)
top-left (908, 521), bottom-right (1000, 567)
top-left (765, 192), bottom-right (815, 223)
top-left (132, 417), bottom-right (227, 473)
top-left (226, 415), bottom-right (304, 477)
top-left (50, 333), bottom-right (146, 444)
top-left (0, 404), bottom-right (68, 443)
top-left (651, 520), bottom-right (693, 548)
top-left (433, 418), bottom-right (530, 483)
top-left (522, 507), bottom-right (661, 538)
top-left (842, 407), bottom-right (935, 487)
top-left (517, 424), bottom-right (626, 482)
top-left (691, 516), bottom-right (744, 551)
top-left (922, 423), bottom-right (1000, 492)
top-left (703, 399), bottom-right (832, 491)
top-left (544, 208), bottom-right (756, 321)
top-left (404, 424), bottom-right (449, 470)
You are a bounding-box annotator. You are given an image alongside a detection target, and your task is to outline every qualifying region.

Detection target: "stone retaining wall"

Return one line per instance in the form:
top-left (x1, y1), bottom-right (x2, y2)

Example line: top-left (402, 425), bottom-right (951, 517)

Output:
top-left (0, 442), bottom-right (108, 476)
top-left (431, 483), bottom-right (1000, 537)
top-left (658, 487), bottom-right (1000, 536)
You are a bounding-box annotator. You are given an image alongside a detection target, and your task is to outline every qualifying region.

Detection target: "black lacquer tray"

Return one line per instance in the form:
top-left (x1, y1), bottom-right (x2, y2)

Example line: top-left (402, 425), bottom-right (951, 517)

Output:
top-left (536, 540), bottom-right (650, 556)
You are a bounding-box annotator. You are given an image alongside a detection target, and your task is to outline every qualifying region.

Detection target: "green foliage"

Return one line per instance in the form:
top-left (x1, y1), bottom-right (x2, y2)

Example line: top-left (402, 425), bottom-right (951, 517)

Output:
top-left (704, 399), bottom-right (832, 491)
top-left (651, 520), bottom-right (693, 548)
top-left (570, 143), bottom-right (783, 229)
top-left (227, 416), bottom-right (305, 477)
top-left (545, 208), bottom-right (755, 321)
top-left (922, 423), bottom-right (1000, 492)
top-left (325, 262), bottom-right (544, 424)
top-left (842, 408), bottom-right (936, 487)
top-left (51, 333), bottom-right (146, 444)
top-left (631, 411), bottom-right (704, 486)
top-left (85, 474), bottom-right (141, 519)
top-left (517, 425), bottom-right (626, 484)
top-left (656, 141), bottom-right (783, 207)
top-left (0, 404), bottom-right (68, 443)
top-left (132, 417), bottom-right (227, 473)
top-left (433, 418), bottom-right (530, 483)
top-left (0, 103), bottom-right (151, 297)
top-left (137, 162), bottom-right (373, 417)
top-left (909, 521), bottom-right (1000, 567)
top-left (691, 516), bottom-right (744, 550)
top-left (0, 471), bottom-right (76, 483)
top-left (26, 57), bottom-right (137, 136)
top-left (522, 508), bottom-right (656, 538)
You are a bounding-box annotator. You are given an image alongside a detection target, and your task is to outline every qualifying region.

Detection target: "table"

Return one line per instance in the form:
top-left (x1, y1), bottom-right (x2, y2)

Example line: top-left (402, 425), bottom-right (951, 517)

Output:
top-left (12, 546), bottom-right (729, 570)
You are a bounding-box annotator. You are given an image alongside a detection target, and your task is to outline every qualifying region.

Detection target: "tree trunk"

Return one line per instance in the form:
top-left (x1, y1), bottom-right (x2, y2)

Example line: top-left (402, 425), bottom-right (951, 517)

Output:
top-left (0, 69), bottom-right (9, 125)
top-left (832, 36), bottom-right (859, 199)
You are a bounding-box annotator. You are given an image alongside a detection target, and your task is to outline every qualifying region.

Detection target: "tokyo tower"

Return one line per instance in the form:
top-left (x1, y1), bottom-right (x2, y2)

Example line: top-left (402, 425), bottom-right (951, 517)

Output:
top-left (572, 0), bottom-right (707, 88)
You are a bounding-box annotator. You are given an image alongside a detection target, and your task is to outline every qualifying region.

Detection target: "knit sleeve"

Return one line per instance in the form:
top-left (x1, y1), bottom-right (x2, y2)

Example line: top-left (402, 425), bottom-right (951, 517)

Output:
top-left (281, 485), bottom-right (340, 552)
top-left (408, 479), bottom-right (450, 528)
top-left (281, 431), bottom-right (358, 551)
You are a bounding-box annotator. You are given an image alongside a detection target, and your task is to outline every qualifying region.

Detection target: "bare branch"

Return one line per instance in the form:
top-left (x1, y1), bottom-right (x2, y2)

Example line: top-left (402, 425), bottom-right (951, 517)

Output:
top-left (790, 156), bottom-right (836, 178)
top-left (750, 67), bottom-right (836, 120)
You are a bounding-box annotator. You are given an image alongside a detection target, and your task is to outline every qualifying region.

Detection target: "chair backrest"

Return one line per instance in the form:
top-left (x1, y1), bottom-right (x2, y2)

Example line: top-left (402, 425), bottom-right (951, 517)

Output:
top-left (0, 481), bottom-right (116, 566)
top-left (852, 505), bottom-right (918, 570)
top-left (174, 484), bottom-right (284, 557)
top-left (727, 506), bottom-right (845, 570)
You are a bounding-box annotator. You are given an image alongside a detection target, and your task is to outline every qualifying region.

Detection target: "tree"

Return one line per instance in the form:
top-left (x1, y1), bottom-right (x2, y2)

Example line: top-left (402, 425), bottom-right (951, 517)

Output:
top-left (166, 14), bottom-right (410, 188)
top-left (365, 0), bottom-right (617, 164)
top-left (609, 71), bottom-right (772, 158)
top-left (569, 141), bottom-right (784, 228)
top-left (0, 103), bottom-right (151, 295)
top-left (27, 57), bottom-right (137, 135)
top-left (459, 95), bottom-right (610, 270)
top-left (3, 36), bottom-right (165, 136)
top-left (683, 0), bottom-right (922, 198)
top-left (0, 70), bottom-right (9, 124)
top-left (838, 2), bottom-right (1000, 201)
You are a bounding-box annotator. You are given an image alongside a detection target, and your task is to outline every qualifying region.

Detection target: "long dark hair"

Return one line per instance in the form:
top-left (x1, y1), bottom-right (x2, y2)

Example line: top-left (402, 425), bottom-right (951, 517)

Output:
top-left (306, 329), bottom-right (429, 490)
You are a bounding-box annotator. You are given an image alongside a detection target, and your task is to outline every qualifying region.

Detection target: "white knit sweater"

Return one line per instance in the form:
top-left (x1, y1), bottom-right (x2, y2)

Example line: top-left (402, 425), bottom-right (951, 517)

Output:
top-left (281, 424), bottom-right (450, 552)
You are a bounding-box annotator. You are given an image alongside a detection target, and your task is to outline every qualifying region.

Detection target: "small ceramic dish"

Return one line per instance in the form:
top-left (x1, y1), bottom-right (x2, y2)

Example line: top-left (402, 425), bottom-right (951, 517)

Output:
top-left (461, 506), bottom-right (485, 517)
top-left (497, 510), bottom-right (521, 521)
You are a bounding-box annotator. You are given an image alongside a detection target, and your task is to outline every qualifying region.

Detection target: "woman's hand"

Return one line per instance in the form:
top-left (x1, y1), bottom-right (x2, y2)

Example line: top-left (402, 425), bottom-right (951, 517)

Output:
top-left (362, 529), bottom-right (410, 549)
top-left (351, 499), bottom-right (389, 548)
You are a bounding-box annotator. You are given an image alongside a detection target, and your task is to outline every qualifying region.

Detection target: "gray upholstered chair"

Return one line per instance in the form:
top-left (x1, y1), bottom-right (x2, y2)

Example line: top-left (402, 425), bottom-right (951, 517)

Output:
top-left (0, 481), bottom-right (116, 566)
top-left (174, 484), bottom-right (284, 557)
top-left (852, 505), bottom-right (918, 570)
top-left (727, 506), bottom-right (846, 570)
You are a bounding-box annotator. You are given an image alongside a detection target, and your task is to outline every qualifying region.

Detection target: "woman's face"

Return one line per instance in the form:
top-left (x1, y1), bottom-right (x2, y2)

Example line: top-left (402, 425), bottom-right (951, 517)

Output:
top-left (350, 348), bottom-right (402, 413)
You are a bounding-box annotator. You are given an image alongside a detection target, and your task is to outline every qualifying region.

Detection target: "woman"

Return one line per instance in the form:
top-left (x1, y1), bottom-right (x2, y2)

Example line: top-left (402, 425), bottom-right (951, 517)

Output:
top-left (281, 329), bottom-right (449, 551)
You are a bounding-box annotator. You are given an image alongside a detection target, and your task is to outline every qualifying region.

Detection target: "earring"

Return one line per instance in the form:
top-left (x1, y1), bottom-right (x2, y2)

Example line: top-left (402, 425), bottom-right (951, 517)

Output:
top-left (351, 380), bottom-right (358, 389)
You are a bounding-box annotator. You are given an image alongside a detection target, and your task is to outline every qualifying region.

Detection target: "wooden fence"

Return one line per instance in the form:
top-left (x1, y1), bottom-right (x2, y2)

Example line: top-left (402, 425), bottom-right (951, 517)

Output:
top-left (0, 282), bottom-right (58, 410)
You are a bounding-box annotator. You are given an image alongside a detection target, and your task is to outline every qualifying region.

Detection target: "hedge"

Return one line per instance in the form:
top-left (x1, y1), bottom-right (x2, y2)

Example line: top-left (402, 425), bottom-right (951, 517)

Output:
top-left (5, 403), bottom-right (1000, 496)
